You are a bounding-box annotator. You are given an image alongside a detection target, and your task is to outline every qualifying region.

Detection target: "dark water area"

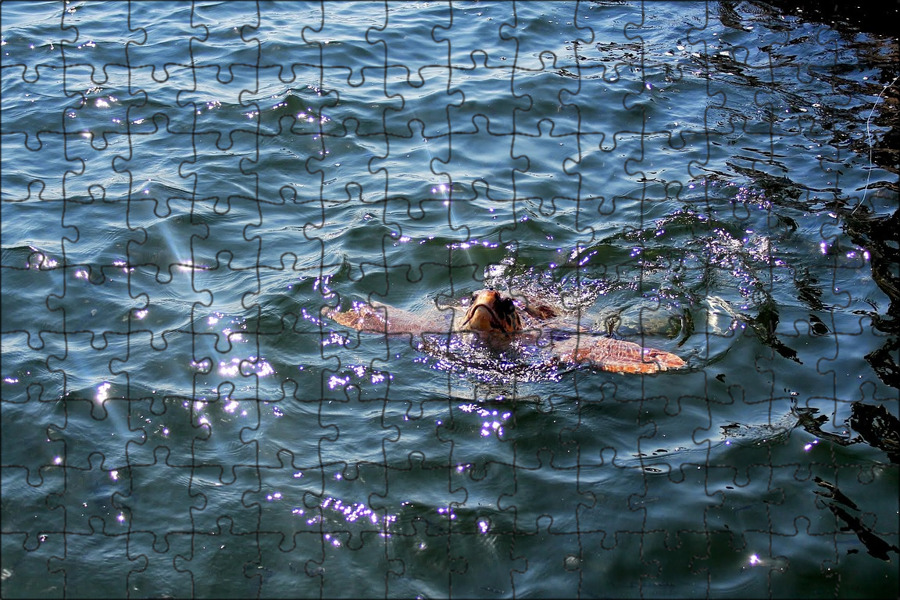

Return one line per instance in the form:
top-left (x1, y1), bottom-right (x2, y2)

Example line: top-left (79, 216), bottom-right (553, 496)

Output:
top-left (2, 1), bottom-right (898, 598)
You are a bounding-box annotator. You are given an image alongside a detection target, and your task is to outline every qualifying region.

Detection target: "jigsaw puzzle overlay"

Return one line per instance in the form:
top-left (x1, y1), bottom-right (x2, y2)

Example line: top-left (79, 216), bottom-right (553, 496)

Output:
top-left (1, 1), bottom-right (898, 597)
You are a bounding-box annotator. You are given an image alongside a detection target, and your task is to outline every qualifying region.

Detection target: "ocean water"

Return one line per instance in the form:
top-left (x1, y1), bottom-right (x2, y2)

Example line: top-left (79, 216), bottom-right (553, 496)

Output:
top-left (1, 1), bottom-right (898, 598)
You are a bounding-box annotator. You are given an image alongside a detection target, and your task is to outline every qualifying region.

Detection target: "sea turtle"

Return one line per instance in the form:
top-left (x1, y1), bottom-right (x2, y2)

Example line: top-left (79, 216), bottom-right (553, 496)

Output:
top-left (324, 289), bottom-right (685, 375)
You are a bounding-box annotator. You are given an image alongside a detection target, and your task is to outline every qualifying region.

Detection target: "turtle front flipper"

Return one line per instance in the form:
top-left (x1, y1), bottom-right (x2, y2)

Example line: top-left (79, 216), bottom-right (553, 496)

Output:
top-left (324, 302), bottom-right (443, 336)
top-left (555, 335), bottom-right (685, 374)
top-left (324, 303), bottom-right (390, 333)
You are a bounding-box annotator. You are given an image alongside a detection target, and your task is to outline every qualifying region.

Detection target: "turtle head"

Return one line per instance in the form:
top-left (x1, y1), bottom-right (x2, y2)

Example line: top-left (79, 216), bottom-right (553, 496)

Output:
top-left (461, 289), bottom-right (522, 334)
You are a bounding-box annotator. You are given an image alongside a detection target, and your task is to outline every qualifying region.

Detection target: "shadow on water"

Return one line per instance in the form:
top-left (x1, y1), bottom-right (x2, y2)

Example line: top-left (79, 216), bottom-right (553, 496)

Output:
top-left (814, 476), bottom-right (900, 561)
top-left (723, 400), bottom-right (900, 561)
top-left (792, 401), bottom-right (900, 465)
top-left (724, 0), bottom-right (900, 391)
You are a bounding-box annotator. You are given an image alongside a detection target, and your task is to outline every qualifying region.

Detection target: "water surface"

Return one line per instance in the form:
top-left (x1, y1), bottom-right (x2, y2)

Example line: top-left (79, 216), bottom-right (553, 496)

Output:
top-left (2, 1), bottom-right (898, 598)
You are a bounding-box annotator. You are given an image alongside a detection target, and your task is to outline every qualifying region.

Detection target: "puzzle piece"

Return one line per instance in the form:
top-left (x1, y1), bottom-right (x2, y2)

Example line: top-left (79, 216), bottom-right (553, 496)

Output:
top-left (2, 2), bottom-right (898, 598)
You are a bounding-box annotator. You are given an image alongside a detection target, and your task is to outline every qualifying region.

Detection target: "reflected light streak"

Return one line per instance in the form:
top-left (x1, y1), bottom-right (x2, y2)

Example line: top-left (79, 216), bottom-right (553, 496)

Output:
top-left (299, 496), bottom-right (399, 539)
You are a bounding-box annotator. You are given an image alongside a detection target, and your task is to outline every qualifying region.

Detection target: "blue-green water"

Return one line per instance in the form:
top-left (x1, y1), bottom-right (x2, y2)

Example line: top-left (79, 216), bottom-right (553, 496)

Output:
top-left (2, 1), bottom-right (898, 598)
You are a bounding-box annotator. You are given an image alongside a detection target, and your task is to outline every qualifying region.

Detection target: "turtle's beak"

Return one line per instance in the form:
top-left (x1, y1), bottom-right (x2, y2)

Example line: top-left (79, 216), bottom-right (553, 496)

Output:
top-left (462, 303), bottom-right (499, 332)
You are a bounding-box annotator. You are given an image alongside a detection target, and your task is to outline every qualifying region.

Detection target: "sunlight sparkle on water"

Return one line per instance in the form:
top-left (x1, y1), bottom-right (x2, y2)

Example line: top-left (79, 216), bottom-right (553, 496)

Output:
top-left (437, 506), bottom-right (457, 520)
top-left (248, 357), bottom-right (274, 377)
top-left (222, 328), bottom-right (242, 342)
top-left (190, 359), bottom-right (212, 372)
top-left (313, 275), bottom-right (333, 294)
top-left (322, 332), bottom-right (348, 348)
top-left (328, 375), bottom-right (350, 390)
top-left (299, 308), bottom-right (322, 325)
top-left (448, 239), bottom-right (499, 250)
top-left (95, 382), bottom-right (112, 404)
top-left (460, 404), bottom-right (512, 438)
top-left (307, 497), bottom-right (399, 538)
top-left (219, 358), bottom-right (241, 377)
